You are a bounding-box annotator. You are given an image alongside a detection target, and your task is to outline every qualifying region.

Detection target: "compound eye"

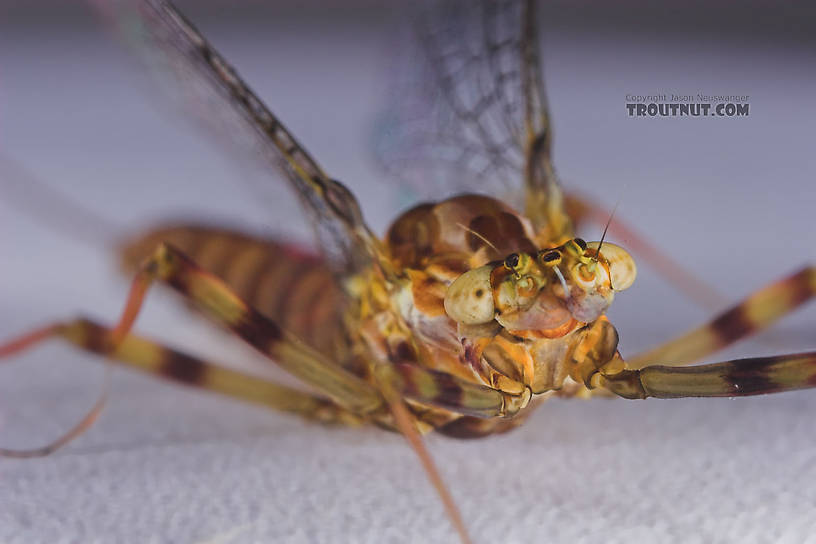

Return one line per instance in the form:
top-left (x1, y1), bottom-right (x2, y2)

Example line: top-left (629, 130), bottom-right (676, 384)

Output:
top-left (504, 253), bottom-right (520, 270)
top-left (538, 250), bottom-right (562, 266)
top-left (565, 237), bottom-right (587, 254)
top-left (502, 252), bottom-right (531, 276)
top-left (565, 238), bottom-right (591, 263)
top-left (444, 266), bottom-right (495, 325)
top-left (574, 238), bottom-right (587, 252)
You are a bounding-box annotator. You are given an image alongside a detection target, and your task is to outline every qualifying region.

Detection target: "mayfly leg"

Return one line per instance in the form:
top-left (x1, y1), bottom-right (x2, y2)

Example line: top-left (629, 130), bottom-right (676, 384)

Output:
top-left (0, 241), bottom-right (384, 456)
top-left (590, 266), bottom-right (815, 399)
top-left (0, 319), bottom-right (360, 457)
top-left (628, 266), bottom-right (814, 369)
top-left (107, 243), bottom-right (383, 415)
top-left (600, 351), bottom-right (816, 399)
top-left (115, 242), bottom-right (474, 543)
top-left (385, 363), bottom-right (523, 418)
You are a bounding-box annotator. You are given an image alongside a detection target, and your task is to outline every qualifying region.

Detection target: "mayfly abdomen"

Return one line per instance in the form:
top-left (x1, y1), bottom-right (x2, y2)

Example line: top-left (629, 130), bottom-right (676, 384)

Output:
top-left (120, 224), bottom-right (345, 356)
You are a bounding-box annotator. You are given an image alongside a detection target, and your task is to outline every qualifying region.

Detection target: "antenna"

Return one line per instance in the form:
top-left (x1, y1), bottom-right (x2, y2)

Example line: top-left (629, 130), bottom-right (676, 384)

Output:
top-left (456, 222), bottom-right (500, 254)
top-left (595, 201), bottom-right (619, 261)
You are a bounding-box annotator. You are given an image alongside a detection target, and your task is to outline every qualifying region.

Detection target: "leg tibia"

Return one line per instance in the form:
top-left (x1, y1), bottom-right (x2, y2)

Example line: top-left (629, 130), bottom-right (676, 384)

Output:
top-left (629, 266), bottom-right (814, 368)
top-left (599, 351), bottom-right (816, 399)
top-left (119, 243), bottom-right (383, 414)
top-left (60, 318), bottom-right (359, 424)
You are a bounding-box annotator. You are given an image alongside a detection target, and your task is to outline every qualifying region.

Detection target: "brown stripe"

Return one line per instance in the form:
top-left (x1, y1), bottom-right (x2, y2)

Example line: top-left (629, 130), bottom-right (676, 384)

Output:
top-left (436, 416), bottom-right (494, 439)
top-left (437, 416), bottom-right (511, 439)
top-left (144, 226), bottom-right (207, 268)
top-left (273, 261), bottom-right (318, 323)
top-left (77, 319), bottom-right (114, 354)
top-left (164, 227), bottom-right (207, 259)
top-left (721, 355), bottom-right (787, 396)
top-left (254, 253), bottom-right (301, 318)
top-left (784, 267), bottom-right (814, 307)
top-left (239, 249), bottom-right (274, 311)
top-left (231, 308), bottom-right (283, 352)
top-left (298, 272), bottom-right (338, 346)
top-left (398, 364), bottom-right (464, 409)
top-left (191, 233), bottom-right (243, 278)
top-left (284, 267), bottom-right (333, 339)
top-left (393, 341), bottom-right (417, 364)
top-left (222, 242), bottom-right (271, 300)
top-left (159, 351), bottom-right (207, 385)
top-left (161, 246), bottom-right (195, 293)
top-left (433, 374), bottom-right (464, 408)
top-left (280, 266), bottom-right (321, 327)
top-left (161, 244), bottom-right (283, 349)
top-left (709, 305), bottom-right (755, 345)
top-left (710, 267), bottom-right (813, 345)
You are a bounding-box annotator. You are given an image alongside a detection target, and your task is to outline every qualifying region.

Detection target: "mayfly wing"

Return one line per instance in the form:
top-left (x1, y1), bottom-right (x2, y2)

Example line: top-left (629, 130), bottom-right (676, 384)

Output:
top-left (93, 0), bottom-right (382, 278)
top-left (374, 0), bottom-right (523, 203)
top-left (516, 0), bottom-right (573, 240)
top-left (373, 0), bottom-right (572, 239)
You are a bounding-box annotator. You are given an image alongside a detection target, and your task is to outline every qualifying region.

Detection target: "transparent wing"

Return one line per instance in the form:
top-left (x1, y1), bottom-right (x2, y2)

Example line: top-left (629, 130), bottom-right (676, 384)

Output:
top-left (374, 0), bottom-right (526, 203)
top-left (373, 0), bottom-right (571, 238)
top-left (94, 0), bottom-right (383, 277)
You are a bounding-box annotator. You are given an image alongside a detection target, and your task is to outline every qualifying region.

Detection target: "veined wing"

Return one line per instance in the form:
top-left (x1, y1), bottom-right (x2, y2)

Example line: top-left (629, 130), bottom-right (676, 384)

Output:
top-left (374, 0), bottom-right (572, 240)
top-left (95, 0), bottom-right (384, 278)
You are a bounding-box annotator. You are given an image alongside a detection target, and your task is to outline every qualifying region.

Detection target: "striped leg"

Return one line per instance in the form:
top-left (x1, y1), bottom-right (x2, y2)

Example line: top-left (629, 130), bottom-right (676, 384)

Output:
top-left (111, 243), bottom-right (383, 415)
top-left (0, 318), bottom-right (360, 457)
top-left (385, 363), bottom-right (525, 419)
top-left (597, 351), bottom-right (816, 399)
top-left (119, 243), bottom-right (511, 419)
top-left (119, 224), bottom-right (346, 357)
top-left (629, 267), bottom-right (815, 369)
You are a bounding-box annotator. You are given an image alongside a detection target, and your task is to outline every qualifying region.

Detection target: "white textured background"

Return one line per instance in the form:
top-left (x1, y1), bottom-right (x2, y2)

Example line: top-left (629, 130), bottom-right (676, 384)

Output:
top-left (0, 2), bottom-right (815, 543)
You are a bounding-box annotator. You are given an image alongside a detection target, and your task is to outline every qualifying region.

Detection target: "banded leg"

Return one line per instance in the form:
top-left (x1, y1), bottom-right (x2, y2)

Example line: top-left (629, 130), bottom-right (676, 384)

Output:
top-left (385, 363), bottom-right (525, 419)
top-left (629, 267), bottom-right (815, 369)
top-left (0, 318), bottom-right (359, 457)
top-left (117, 240), bottom-right (485, 540)
top-left (118, 243), bottom-right (510, 418)
top-left (7, 318), bottom-right (356, 421)
top-left (110, 243), bottom-right (383, 415)
top-left (564, 191), bottom-right (727, 310)
top-left (597, 351), bottom-right (816, 399)
top-left (119, 223), bottom-right (346, 357)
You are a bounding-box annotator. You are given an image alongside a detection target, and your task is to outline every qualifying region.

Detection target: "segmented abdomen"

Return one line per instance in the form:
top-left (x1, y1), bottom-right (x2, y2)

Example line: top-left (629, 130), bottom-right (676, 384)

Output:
top-left (120, 224), bottom-right (345, 355)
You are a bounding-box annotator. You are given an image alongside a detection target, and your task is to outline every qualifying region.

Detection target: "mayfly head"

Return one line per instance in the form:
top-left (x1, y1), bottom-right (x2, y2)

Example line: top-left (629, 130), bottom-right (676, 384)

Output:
top-left (443, 238), bottom-right (637, 336)
top-left (559, 238), bottom-right (637, 323)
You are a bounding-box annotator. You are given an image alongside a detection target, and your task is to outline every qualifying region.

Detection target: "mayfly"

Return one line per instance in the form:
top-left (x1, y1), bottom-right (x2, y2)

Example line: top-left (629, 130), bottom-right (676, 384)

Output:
top-left (1, 1), bottom-right (814, 543)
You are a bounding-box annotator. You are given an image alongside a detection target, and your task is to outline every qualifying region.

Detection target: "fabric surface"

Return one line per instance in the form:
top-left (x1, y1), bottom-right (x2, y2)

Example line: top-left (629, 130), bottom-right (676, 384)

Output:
top-left (1, 7), bottom-right (814, 543)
